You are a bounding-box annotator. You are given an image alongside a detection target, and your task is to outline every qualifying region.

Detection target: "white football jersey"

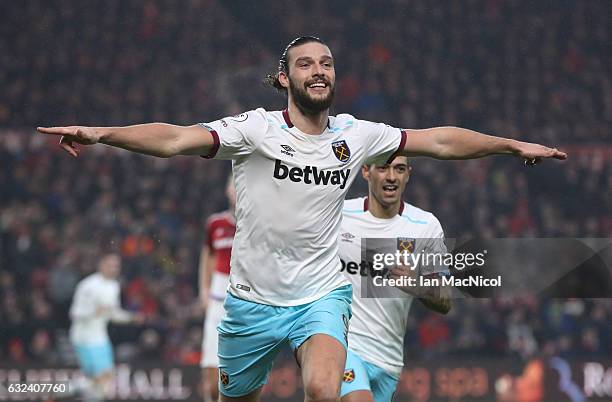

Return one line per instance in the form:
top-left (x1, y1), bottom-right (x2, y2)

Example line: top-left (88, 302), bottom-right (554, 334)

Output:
top-left (69, 273), bottom-right (132, 345)
top-left (200, 109), bottom-right (406, 306)
top-left (339, 197), bottom-right (447, 378)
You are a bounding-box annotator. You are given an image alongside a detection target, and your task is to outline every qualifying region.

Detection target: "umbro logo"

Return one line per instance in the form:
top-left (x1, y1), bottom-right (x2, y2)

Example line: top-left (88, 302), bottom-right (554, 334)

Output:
top-left (280, 144), bottom-right (295, 157)
top-left (281, 144), bottom-right (295, 152)
top-left (340, 232), bottom-right (355, 242)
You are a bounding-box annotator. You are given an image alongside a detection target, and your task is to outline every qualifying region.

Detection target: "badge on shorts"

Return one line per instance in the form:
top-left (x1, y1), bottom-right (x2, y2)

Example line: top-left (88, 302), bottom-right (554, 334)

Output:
top-left (332, 140), bottom-right (351, 163)
top-left (220, 370), bottom-right (230, 386)
top-left (343, 369), bottom-right (355, 383)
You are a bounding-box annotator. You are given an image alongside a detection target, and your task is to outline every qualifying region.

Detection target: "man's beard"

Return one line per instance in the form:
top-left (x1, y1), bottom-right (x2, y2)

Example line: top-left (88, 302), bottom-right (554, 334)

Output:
top-left (289, 78), bottom-right (335, 115)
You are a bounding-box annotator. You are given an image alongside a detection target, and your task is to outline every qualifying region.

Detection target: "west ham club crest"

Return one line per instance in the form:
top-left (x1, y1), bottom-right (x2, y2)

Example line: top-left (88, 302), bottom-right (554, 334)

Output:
top-left (332, 140), bottom-right (351, 163)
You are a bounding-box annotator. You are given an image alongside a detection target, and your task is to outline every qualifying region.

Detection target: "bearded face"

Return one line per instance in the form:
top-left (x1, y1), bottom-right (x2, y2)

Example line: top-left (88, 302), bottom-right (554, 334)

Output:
top-left (282, 41), bottom-right (336, 115)
top-left (288, 74), bottom-right (335, 115)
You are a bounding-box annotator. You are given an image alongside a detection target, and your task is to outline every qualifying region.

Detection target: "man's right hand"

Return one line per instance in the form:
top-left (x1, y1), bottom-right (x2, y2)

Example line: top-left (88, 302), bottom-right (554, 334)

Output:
top-left (132, 313), bottom-right (147, 325)
top-left (37, 126), bottom-right (103, 157)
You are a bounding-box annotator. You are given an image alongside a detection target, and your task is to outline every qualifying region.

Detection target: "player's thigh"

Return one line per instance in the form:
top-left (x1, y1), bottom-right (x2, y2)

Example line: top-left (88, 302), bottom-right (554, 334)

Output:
top-left (340, 350), bottom-right (373, 401)
top-left (201, 298), bottom-right (224, 369)
top-left (74, 344), bottom-right (95, 376)
top-left (297, 333), bottom-right (346, 399)
top-left (365, 362), bottom-right (399, 402)
top-left (342, 390), bottom-right (374, 402)
top-left (217, 293), bottom-right (286, 398)
top-left (94, 370), bottom-right (115, 386)
top-left (205, 367), bottom-right (219, 386)
top-left (91, 343), bottom-right (114, 380)
top-left (203, 367), bottom-right (219, 399)
top-left (219, 387), bottom-right (262, 402)
top-left (289, 285), bottom-right (352, 354)
top-left (291, 285), bottom-right (353, 398)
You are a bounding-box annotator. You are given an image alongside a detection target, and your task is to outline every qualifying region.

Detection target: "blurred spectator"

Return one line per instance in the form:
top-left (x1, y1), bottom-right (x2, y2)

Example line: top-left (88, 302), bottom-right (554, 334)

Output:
top-left (29, 329), bottom-right (58, 364)
top-left (418, 313), bottom-right (450, 355)
top-left (507, 310), bottom-right (538, 360)
top-left (138, 328), bottom-right (163, 361)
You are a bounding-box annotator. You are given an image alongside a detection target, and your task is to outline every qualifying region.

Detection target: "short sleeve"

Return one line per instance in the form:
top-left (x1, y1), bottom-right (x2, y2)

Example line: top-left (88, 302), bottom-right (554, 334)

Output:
top-left (199, 109), bottom-right (268, 160)
top-left (205, 219), bottom-right (214, 249)
top-left (359, 120), bottom-right (407, 165)
top-left (419, 216), bottom-right (450, 276)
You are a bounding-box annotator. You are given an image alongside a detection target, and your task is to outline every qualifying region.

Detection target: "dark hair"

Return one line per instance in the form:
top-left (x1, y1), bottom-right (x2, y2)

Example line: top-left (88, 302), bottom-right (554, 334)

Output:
top-left (365, 155), bottom-right (410, 169)
top-left (263, 36), bottom-right (327, 93)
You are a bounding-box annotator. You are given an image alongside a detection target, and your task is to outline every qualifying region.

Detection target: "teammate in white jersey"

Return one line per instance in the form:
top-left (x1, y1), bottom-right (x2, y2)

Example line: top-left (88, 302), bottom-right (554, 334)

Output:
top-left (339, 156), bottom-right (450, 402)
top-left (39, 36), bottom-right (566, 402)
top-left (69, 253), bottom-right (143, 401)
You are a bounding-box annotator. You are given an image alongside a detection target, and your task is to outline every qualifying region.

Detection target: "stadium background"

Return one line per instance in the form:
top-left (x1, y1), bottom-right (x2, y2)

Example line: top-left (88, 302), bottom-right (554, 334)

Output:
top-left (1, 0), bottom-right (610, 401)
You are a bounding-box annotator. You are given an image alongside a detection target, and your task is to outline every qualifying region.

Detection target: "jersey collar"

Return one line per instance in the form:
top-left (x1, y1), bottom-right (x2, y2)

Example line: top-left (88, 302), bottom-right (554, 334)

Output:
top-left (363, 197), bottom-right (405, 216)
top-left (282, 109), bottom-right (330, 129)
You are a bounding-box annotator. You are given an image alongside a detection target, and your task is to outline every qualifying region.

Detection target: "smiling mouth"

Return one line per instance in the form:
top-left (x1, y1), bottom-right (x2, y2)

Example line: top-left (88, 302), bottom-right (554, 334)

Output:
top-left (382, 184), bottom-right (398, 195)
top-left (306, 81), bottom-right (329, 91)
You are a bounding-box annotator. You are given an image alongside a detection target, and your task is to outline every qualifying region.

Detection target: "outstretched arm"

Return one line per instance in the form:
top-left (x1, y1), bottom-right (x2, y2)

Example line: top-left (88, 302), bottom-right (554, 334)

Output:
top-left (401, 127), bottom-right (567, 164)
top-left (36, 123), bottom-right (214, 158)
top-left (198, 244), bottom-right (216, 311)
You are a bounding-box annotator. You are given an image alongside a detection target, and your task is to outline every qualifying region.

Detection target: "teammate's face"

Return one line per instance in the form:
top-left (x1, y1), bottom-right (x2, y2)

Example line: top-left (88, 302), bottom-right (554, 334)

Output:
top-left (99, 254), bottom-right (121, 279)
top-left (363, 157), bottom-right (411, 208)
top-left (281, 42), bottom-right (335, 114)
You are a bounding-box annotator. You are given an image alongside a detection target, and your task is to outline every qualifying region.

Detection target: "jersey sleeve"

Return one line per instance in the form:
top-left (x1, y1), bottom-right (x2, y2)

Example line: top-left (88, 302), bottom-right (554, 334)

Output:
top-left (419, 216), bottom-right (450, 276)
top-left (358, 120), bottom-right (407, 165)
top-left (69, 282), bottom-right (96, 320)
top-left (199, 109), bottom-right (268, 160)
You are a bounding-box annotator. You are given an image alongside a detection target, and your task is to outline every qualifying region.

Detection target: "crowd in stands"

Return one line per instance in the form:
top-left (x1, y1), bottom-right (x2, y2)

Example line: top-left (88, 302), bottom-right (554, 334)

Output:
top-left (1, 0), bottom-right (610, 366)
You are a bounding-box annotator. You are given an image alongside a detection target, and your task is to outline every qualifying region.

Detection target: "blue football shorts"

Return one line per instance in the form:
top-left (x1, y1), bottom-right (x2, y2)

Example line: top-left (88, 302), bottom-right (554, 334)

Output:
top-left (217, 285), bottom-right (352, 397)
top-left (340, 349), bottom-right (399, 402)
top-left (74, 341), bottom-right (114, 377)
